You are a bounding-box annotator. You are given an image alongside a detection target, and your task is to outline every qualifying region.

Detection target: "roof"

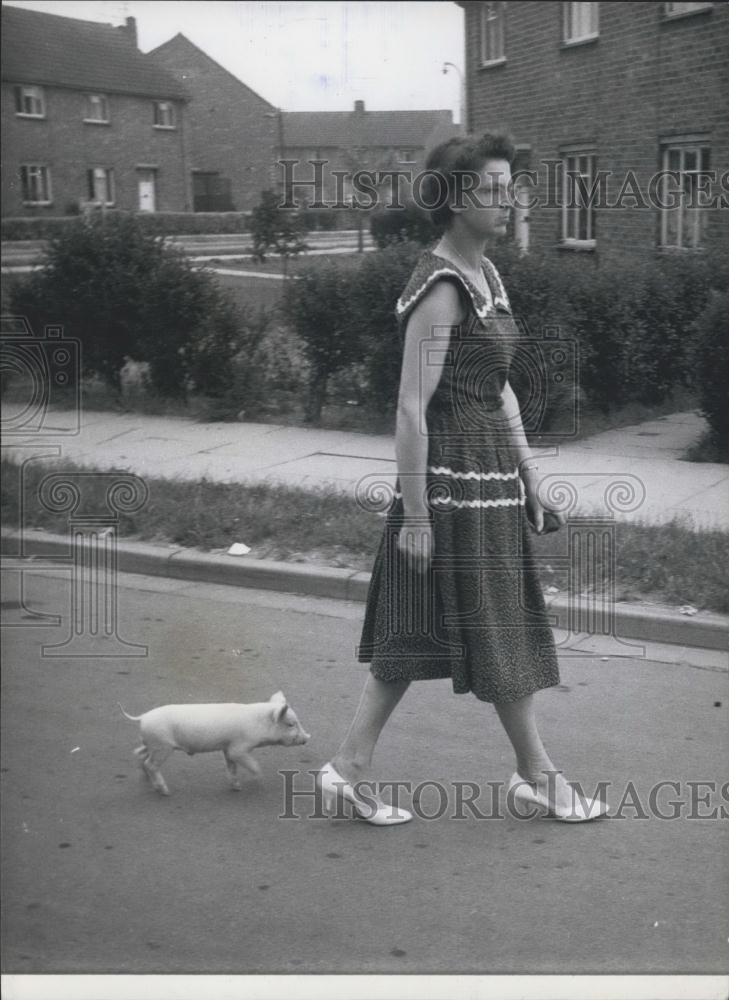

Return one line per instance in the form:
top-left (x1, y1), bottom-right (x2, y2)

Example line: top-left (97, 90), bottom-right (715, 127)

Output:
top-left (1, 5), bottom-right (187, 99)
top-left (282, 108), bottom-right (455, 148)
top-left (148, 34), bottom-right (275, 110)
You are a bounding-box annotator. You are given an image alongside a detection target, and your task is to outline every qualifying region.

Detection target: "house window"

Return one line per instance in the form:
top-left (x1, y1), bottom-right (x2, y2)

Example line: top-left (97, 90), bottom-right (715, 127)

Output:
top-left (664, 2), bottom-right (712, 15)
top-left (84, 94), bottom-right (109, 123)
top-left (660, 143), bottom-right (710, 250)
top-left (397, 149), bottom-right (416, 163)
top-left (14, 84), bottom-right (45, 117)
top-left (563, 2), bottom-right (599, 43)
top-left (562, 152), bottom-right (597, 245)
top-left (480, 2), bottom-right (505, 65)
top-left (153, 101), bottom-right (176, 128)
top-left (20, 164), bottom-right (52, 204)
top-left (87, 167), bottom-right (115, 206)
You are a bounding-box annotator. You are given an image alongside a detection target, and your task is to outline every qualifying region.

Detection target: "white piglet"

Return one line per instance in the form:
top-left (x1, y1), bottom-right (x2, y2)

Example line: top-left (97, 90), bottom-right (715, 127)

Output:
top-left (119, 691), bottom-right (310, 796)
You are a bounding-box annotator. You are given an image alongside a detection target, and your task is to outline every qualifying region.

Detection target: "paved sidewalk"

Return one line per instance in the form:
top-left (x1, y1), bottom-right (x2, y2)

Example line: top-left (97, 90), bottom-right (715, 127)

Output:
top-left (2, 403), bottom-right (728, 530)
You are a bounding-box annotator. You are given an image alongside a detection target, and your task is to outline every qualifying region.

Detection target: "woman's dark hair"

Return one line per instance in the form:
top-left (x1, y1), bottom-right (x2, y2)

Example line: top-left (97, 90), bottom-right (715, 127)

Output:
top-left (421, 131), bottom-right (516, 230)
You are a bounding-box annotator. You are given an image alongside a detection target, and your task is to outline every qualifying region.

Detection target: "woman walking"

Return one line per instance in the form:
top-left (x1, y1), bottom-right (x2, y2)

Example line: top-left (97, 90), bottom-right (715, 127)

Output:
top-left (318, 132), bottom-right (607, 825)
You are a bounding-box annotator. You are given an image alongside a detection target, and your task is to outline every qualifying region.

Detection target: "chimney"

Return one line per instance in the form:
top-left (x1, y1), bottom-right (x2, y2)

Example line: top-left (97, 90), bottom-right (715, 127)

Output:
top-left (124, 15), bottom-right (138, 49)
top-left (354, 99), bottom-right (365, 114)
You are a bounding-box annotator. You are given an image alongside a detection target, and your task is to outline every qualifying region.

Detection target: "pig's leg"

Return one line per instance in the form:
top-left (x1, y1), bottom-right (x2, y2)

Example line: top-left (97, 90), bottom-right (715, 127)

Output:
top-left (224, 752), bottom-right (242, 791)
top-left (142, 743), bottom-right (173, 796)
top-left (228, 746), bottom-right (261, 779)
top-left (134, 743), bottom-right (154, 784)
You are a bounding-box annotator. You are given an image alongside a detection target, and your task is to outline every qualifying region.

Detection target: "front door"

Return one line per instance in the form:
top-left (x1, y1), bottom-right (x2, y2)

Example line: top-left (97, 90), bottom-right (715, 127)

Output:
top-left (137, 170), bottom-right (156, 212)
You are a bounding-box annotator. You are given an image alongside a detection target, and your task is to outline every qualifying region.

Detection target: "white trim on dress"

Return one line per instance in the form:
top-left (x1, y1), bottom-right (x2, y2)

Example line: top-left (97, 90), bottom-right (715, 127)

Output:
top-left (395, 254), bottom-right (511, 322)
top-left (392, 493), bottom-right (525, 509)
top-left (428, 464), bottom-right (519, 481)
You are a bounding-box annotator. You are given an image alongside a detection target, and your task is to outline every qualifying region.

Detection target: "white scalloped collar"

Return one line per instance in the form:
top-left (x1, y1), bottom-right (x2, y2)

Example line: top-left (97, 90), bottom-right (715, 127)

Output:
top-left (395, 250), bottom-right (511, 322)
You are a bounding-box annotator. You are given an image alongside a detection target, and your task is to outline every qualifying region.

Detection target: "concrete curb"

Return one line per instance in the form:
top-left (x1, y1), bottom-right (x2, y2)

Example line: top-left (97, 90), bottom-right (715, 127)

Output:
top-left (2, 528), bottom-right (727, 653)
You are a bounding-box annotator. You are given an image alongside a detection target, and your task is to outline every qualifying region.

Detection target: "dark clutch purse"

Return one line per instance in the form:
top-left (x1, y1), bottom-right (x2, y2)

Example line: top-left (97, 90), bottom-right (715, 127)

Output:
top-left (526, 507), bottom-right (562, 534)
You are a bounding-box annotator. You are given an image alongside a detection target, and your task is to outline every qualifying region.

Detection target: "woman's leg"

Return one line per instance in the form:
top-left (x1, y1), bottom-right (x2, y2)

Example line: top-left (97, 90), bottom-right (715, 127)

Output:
top-left (330, 673), bottom-right (409, 784)
top-left (494, 692), bottom-right (575, 809)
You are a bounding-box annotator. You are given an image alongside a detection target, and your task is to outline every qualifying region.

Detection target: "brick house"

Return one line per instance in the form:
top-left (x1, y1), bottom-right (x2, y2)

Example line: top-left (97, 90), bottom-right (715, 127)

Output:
top-left (457, 1), bottom-right (728, 264)
top-left (148, 34), bottom-right (278, 212)
top-left (280, 101), bottom-right (462, 208)
top-left (1, 5), bottom-right (190, 217)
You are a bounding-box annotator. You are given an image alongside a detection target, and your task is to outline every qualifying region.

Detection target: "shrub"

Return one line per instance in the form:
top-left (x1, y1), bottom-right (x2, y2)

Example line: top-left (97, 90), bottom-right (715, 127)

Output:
top-left (690, 289), bottom-right (729, 457)
top-left (195, 310), bottom-right (306, 421)
top-left (9, 214), bottom-right (245, 398)
top-left (280, 256), bottom-right (360, 422)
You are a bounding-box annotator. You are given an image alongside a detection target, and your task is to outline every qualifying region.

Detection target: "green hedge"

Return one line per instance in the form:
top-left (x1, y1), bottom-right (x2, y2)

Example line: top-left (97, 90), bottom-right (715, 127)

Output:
top-left (1, 211), bottom-right (251, 241)
top-left (280, 240), bottom-right (727, 434)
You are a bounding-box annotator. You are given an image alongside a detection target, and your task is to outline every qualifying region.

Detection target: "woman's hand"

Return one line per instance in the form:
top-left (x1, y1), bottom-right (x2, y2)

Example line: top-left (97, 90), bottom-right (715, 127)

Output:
top-left (522, 471), bottom-right (566, 535)
top-left (397, 517), bottom-right (433, 573)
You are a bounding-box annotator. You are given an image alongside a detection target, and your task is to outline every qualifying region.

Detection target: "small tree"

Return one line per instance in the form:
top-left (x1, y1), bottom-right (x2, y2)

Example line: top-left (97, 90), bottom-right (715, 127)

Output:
top-left (249, 190), bottom-right (308, 273)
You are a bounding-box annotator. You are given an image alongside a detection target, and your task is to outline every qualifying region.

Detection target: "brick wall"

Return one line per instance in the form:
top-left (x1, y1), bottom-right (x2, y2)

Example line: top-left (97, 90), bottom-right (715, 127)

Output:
top-left (464, 1), bottom-right (729, 266)
top-left (149, 36), bottom-right (278, 213)
top-left (1, 83), bottom-right (188, 216)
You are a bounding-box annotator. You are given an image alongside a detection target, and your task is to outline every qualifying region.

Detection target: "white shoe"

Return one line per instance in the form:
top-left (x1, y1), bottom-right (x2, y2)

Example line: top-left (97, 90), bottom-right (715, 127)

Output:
top-left (318, 762), bottom-right (412, 826)
top-left (507, 771), bottom-right (609, 823)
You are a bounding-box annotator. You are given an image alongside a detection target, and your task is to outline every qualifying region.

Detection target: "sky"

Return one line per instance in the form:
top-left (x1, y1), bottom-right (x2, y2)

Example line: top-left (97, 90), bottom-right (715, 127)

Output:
top-left (4, 0), bottom-right (466, 118)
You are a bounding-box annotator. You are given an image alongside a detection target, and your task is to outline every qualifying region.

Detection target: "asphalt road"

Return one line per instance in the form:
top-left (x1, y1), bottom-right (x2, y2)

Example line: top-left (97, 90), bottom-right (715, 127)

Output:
top-left (1, 568), bottom-right (727, 976)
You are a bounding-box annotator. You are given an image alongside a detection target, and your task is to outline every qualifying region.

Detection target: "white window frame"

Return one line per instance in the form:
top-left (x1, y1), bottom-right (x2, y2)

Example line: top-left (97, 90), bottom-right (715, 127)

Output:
top-left (14, 84), bottom-right (45, 118)
top-left (153, 101), bottom-right (176, 129)
top-left (664, 2), bottom-right (713, 17)
top-left (20, 164), bottom-right (52, 204)
top-left (561, 151), bottom-right (597, 247)
top-left (87, 167), bottom-right (115, 207)
top-left (397, 149), bottom-right (417, 164)
top-left (480, 2), bottom-right (506, 67)
top-left (84, 94), bottom-right (109, 124)
top-left (563, 2), bottom-right (599, 44)
top-left (659, 142), bottom-right (710, 251)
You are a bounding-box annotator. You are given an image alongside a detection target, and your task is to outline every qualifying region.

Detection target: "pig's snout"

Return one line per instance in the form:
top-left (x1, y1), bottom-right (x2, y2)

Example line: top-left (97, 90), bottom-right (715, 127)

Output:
top-left (299, 729), bottom-right (311, 744)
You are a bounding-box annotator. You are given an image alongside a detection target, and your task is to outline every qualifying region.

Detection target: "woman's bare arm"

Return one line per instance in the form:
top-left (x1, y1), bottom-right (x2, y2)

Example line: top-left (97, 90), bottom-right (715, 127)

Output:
top-left (497, 379), bottom-right (565, 532)
top-left (396, 281), bottom-right (464, 519)
top-left (496, 379), bottom-right (533, 469)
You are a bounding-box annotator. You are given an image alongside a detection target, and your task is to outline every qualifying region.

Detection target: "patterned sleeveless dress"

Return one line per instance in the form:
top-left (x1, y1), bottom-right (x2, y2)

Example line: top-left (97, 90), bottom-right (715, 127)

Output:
top-left (357, 249), bottom-right (560, 704)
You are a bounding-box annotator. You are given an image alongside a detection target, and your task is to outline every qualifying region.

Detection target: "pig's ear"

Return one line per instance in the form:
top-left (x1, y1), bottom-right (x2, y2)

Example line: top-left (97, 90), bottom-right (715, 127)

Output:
top-left (270, 690), bottom-right (286, 703)
top-left (273, 701), bottom-right (290, 723)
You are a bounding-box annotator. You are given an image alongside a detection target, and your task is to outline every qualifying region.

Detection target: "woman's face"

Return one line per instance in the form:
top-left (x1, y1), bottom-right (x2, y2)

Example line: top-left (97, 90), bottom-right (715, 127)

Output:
top-left (460, 157), bottom-right (513, 239)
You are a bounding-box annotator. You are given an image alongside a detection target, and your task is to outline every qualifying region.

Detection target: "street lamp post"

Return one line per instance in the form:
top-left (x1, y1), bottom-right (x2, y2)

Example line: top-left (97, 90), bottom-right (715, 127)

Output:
top-left (264, 108), bottom-right (287, 199)
top-left (442, 61), bottom-right (466, 131)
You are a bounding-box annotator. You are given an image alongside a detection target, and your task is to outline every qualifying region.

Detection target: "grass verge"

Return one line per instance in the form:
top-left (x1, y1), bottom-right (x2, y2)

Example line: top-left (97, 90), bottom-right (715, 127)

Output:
top-left (2, 456), bottom-right (727, 614)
